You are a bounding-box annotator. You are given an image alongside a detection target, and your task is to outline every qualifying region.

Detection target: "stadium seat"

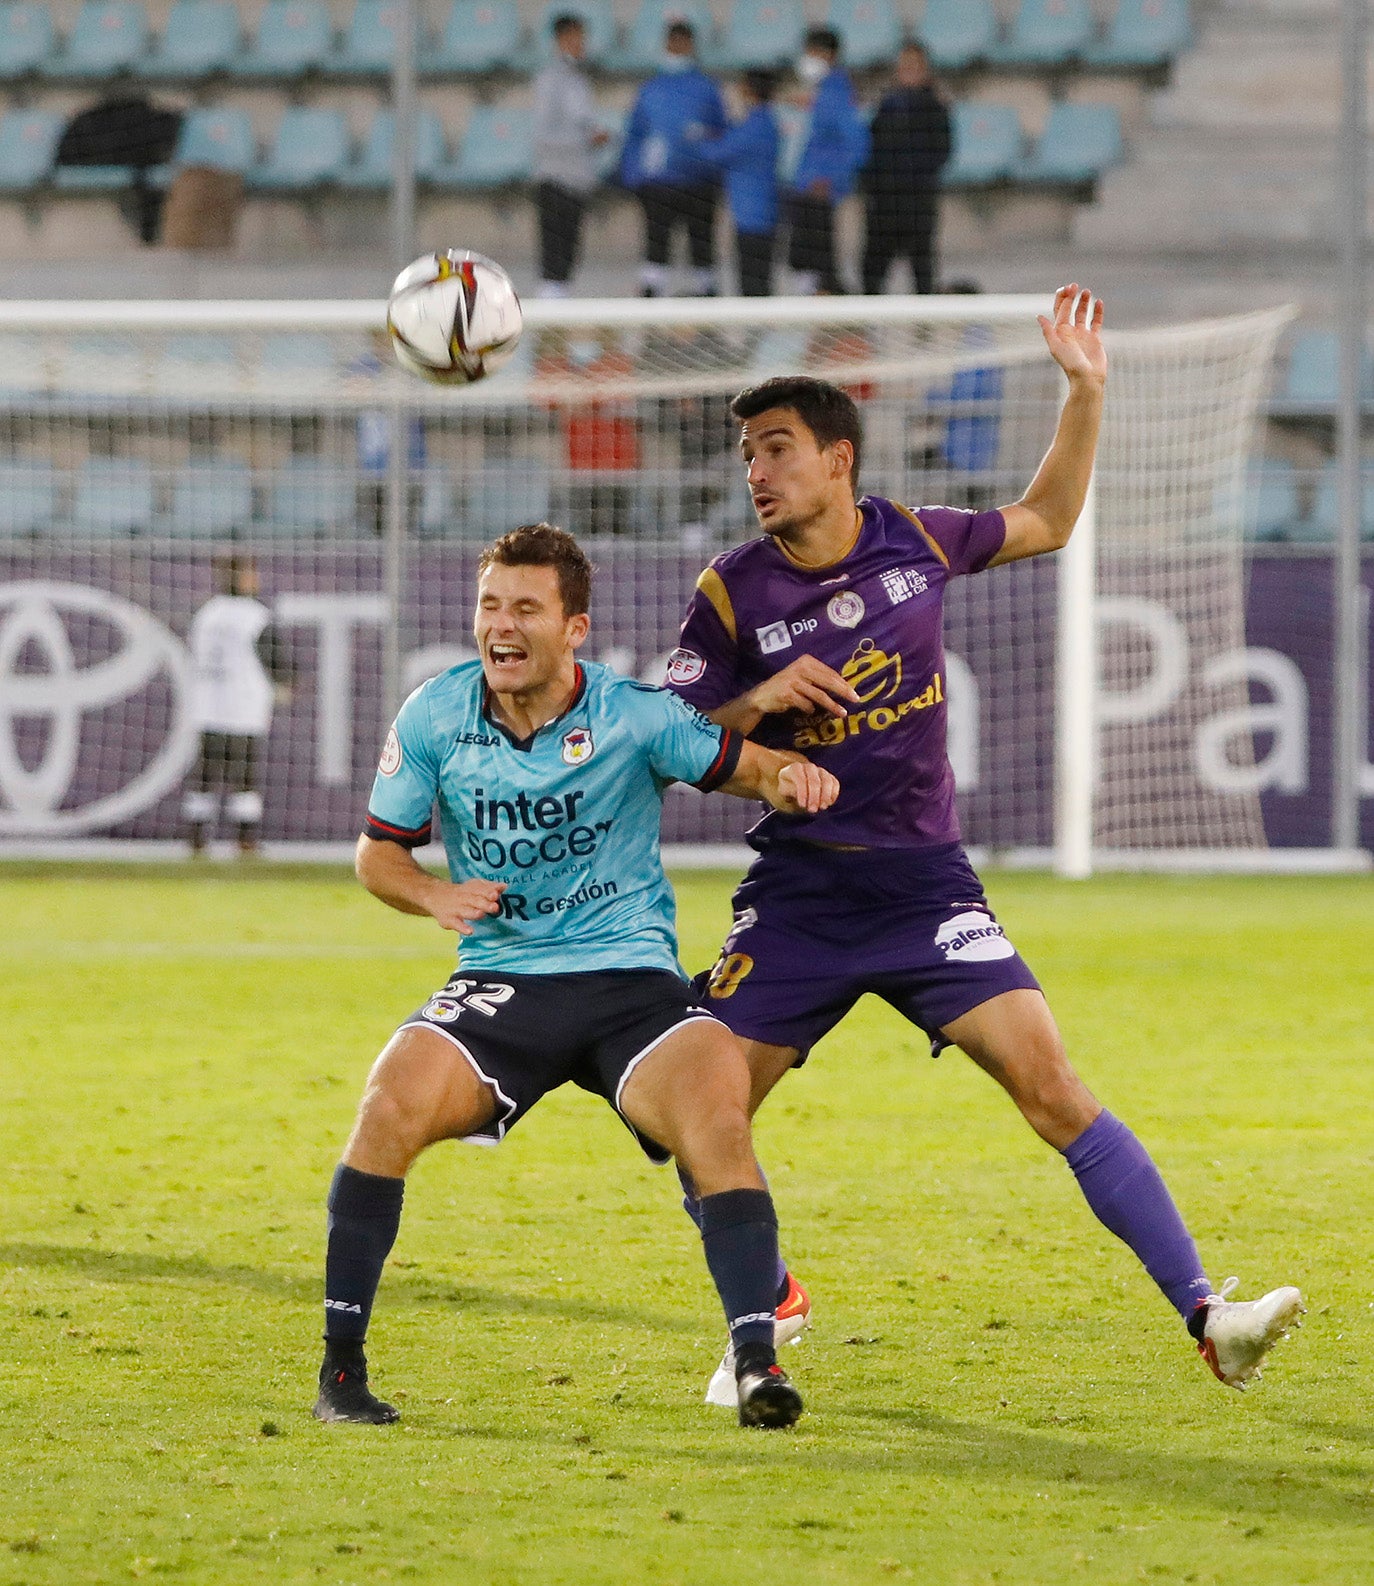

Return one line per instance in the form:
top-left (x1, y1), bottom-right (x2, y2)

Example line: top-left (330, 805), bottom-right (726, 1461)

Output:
top-left (532, 0), bottom-right (616, 65)
top-left (919, 0), bottom-right (997, 71)
top-left (942, 103), bottom-right (1022, 187)
top-left (166, 461), bottom-right (255, 537)
top-left (612, 0), bottom-right (715, 74)
top-left (1309, 464), bottom-right (1374, 543)
top-left (710, 0), bottom-right (805, 70)
top-left (73, 457), bottom-right (155, 537)
top-left (748, 327), bottom-right (810, 377)
top-left (160, 334), bottom-right (239, 395)
top-left (0, 2), bottom-right (57, 80)
top-left (1277, 329), bottom-right (1374, 410)
top-left (47, 0), bottom-right (149, 78)
top-left (1086, 0), bottom-right (1192, 70)
top-left (252, 107), bottom-right (351, 190)
top-left (0, 108), bottom-right (63, 191)
top-left (173, 107), bottom-right (256, 173)
top-left (52, 162), bottom-right (147, 190)
top-left (1016, 102), bottom-right (1123, 185)
top-left (440, 104), bottom-right (532, 188)
top-left (267, 460), bottom-right (357, 535)
top-left (233, 0), bottom-right (333, 79)
top-left (340, 106), bottom-right (447, 189)
top-left (0, 463), bottom-right (59, 537)
top-left (331, 0), bottom-right (405, 76)
top-left (426, 0), bottom-right (523, 75)
top-left (257, 332), bottom-right (338, 378)
top-left (144, 0), bottom-right (241, 78)
top-left (1232, 459), bottom-right (1300, 542)
top-left (825, 0), bottom-right (900, 72)
top-left (990, 0), bottom-right (1095, 67)
top-left (462, 460), bottom-right (551, 538)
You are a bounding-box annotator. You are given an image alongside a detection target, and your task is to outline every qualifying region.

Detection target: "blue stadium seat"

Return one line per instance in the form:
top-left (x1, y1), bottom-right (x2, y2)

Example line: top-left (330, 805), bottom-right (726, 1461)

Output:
top-left (0, 3), bottom-right (57, 80)
top-left (990, 0), bottom-right (1094, 67)
top-left (252, 107), bottom-right (351, 190)
top-left (257, 333), bottom-right (338, 377)
top-left (1309, 464), bottom-right (1374, 543)
top-left (161, 334), bottom-right (238, 389)
top-left (441, 104), bottom-right (531, 188)
top-left (612, 0), bottom-right (715, 73)
top-left (339, 106), bottom-right (447, 188)
top-left (825, 0), bottom-right (900, 71)
top-left (166, 461), bottom-right (254, 536)
top-left (52, 162), bottom-right (146, 190)
top-left (426, 0), bottom-right (522, 75)
top-left (233, 0), bottom-right (333, 78)
top-left (1233, 459), bottom-right (1300, 543)
top-left (267, 460), bottom-right (357, 535)
top-left (0, 463), bottom-right (59, 536)
top-left (0, 108), bottom-right (63, 191)
top-left (462, 460), bottom-right (551, 538)
top-left (145, 0), bottom-right (241, 78)
top-left (943, 103), bottom-right (1022, 186)
top-left (73, 457), bottom-right (155, 537)
top-left (173, 107), bottom-right (256, 172)
top-left (1016, 102), bottom-right (1123, 185)
top-left (49, 0), bottom-right (149, 78)
top-left (1278, 330), bottom-right (1374, 410)
top-left (919, 0), bottom-right (996, 71)
top-left (532, 0), bottom-right (616, 65)
top-left (332, 0), bottom-right (404, 76)
top-left (710, 0), bottom-right (805, 70)
top-left (1086, 0), bottom-right (1192, 69)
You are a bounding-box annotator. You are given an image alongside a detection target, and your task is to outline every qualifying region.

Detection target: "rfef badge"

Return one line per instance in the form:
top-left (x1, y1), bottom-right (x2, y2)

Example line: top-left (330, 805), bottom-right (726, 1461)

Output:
top-left (561, 727), bottom-right (594, 765)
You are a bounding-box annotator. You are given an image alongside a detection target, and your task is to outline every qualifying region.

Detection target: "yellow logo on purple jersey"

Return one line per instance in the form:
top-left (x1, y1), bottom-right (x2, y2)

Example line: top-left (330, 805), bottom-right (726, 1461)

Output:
top-left (793, 670), bottom-right (944, 748)
top-left (841, 638), bottom-right (902, 703)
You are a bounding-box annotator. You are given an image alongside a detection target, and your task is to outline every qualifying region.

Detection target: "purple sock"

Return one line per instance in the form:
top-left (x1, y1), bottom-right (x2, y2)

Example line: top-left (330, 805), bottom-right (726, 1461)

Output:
top-left (1063, 1111), bottom-right (1212, 1323)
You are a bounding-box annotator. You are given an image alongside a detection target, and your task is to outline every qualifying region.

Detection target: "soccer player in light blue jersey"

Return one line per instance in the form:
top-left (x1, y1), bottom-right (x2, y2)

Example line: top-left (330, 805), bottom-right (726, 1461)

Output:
top-left (314, 524), bottom-right (837, 1429)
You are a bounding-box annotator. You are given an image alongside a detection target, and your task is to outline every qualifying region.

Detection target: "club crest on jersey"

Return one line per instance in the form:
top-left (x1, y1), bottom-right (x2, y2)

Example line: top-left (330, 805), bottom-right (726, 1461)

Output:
top-left (826, 591), bottom-right (865, 629)
top-left (561, 726), bottom-right (594, 765)
top-left (378, 725), bottom-right (402, 776)
top-left (756, 620), bottom-right (792, 655)
top-left (880, 566), bottom-right (928, 605)
top-left (666, 647), bottom-right (706, 686)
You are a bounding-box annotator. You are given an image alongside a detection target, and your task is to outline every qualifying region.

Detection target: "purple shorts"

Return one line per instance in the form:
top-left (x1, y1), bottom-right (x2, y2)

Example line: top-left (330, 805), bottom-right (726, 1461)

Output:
top-left (695, 840), bottom-right (1040, 1059)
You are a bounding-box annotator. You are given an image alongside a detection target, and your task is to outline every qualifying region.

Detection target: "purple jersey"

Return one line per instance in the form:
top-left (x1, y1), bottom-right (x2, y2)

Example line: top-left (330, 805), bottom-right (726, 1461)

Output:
top-left (668, 494), bottom-right (1005, 848)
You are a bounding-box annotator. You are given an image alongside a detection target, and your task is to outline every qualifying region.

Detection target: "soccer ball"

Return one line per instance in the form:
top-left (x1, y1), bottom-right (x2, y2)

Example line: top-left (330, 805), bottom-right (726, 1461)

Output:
top-left (386, 249), bottom-right (523, 386)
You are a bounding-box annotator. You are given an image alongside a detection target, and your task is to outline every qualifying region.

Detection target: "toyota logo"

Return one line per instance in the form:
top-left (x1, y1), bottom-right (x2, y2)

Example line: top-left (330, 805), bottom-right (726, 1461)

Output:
top-left (0, 581), bottom-right (197, 835)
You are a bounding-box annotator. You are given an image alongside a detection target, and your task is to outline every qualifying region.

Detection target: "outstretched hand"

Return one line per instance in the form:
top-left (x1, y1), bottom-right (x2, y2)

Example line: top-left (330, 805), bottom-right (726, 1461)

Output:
top-left (1038, 283), bottom-right (1106, 385)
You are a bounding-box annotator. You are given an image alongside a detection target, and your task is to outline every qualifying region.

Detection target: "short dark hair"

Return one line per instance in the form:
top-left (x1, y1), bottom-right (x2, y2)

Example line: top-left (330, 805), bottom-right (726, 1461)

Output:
top-left (804, 25), bottom-right (841, 56)
top-left (551, 12), bottom-right (583, 38)
top-left (742, 68), bottom-right (777, 102)
top-left (479, 523), bottom-right (592, 617)
top-left (729, 376), bottom-right (863, 492)
top-left (665, 19), bottom-right (695, 44)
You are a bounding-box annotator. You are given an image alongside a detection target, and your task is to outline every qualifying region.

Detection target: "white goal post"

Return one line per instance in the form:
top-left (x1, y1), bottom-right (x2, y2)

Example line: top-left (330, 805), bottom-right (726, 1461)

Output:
top-left (0, 292), bottom-right (1359, 873)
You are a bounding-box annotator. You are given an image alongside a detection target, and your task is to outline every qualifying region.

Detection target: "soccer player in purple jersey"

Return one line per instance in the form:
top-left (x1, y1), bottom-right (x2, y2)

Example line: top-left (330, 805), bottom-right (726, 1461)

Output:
top-left (667, 285), bottom-right (1304, 1402)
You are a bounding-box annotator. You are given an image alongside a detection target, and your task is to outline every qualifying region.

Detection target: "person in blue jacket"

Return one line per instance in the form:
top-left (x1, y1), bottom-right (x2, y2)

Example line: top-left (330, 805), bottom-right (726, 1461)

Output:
top-left (620, 20), bottom-right (728, 297)
top-left (787, 26), bottom-right (870, 294)
top-left (695, 70), bottom-right (781, 297)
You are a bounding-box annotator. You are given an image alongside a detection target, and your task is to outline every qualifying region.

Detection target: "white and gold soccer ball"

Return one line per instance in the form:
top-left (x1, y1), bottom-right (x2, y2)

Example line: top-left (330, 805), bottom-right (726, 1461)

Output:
top-left (386, 249), bottom-right (523, 385)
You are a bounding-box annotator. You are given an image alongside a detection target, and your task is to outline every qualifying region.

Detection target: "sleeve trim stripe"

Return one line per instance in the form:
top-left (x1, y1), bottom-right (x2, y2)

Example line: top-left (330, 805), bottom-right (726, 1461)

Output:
top-left (693, 727), bottom-right (742, 793)
top-left (893, 502), bottom-right (951, 569)
top-left (695, 566), bottom-right (737, 643)
top-left (363, 814), bottom-right (431, 845)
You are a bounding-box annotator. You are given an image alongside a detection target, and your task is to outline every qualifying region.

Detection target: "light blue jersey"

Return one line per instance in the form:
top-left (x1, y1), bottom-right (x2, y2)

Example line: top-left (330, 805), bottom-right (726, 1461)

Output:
top-left (364, 660), bottom-right (741, 975)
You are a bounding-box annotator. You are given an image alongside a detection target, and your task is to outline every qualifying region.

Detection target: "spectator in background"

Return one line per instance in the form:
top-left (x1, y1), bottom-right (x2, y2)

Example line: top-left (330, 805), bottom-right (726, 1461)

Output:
top-left (696, 70), bottom-right (781, 297)
top-left (621, 20), bottom-right (728, 297)
top-left (861, 41), bottom-right (951, 295)
top-left (183, 556), bottom-right (293, 857)
top-left (532, 14), bottom-right (611, 300)
top-left (786, 27), bottom-right (869, 295)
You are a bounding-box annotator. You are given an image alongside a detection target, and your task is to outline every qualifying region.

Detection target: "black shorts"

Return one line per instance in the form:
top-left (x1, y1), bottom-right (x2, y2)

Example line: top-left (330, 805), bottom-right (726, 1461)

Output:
top-left (397, 968), bottom-right (721, 1162)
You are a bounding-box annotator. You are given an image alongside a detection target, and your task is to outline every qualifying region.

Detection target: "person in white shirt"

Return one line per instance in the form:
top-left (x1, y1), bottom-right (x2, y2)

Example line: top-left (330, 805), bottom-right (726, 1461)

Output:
top-left (182, 556), bottom-right (292, 855)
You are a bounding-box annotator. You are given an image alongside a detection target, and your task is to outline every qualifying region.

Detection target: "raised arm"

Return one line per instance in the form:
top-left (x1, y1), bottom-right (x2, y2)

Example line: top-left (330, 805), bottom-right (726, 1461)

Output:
top-left (355, 835), bottom-right (505, 936)
top-left (991, 284), bottom-right (1107, 567)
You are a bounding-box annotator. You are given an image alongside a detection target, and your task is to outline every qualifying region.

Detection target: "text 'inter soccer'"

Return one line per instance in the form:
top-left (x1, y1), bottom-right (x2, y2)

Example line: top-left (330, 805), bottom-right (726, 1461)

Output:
top-left (386, 249), bottom-right (523, 386)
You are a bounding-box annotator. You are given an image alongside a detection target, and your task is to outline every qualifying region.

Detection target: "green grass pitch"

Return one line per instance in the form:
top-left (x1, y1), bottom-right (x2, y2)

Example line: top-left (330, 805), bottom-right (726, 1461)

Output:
top-left (3, 864), bottom-right (1373, 1586)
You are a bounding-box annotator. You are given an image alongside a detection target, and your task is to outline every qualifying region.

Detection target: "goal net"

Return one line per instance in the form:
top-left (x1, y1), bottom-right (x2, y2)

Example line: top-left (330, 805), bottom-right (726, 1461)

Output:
top-left (0, 294), bottom-right (1295, 870)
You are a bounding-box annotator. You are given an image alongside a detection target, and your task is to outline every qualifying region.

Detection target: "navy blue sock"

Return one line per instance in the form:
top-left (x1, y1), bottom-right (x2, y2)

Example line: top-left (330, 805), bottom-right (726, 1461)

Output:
top-left (1063, 1111), bottom-right (1212, 1323)
top-left (679, 1164), bottom-right (789, 1301)
top-left (698, 1188), bottom-right (780, 1355)
top-left (323, 1164), bottom-right (405, 1343)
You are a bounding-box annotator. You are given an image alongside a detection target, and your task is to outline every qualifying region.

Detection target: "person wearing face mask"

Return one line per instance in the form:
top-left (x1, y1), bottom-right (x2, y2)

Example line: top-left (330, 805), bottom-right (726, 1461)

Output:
top-left (694, 70), bottom-right (782, 297)
top-left (786, 27), bottom-right (870, 295)
top-left (532, 15), bottom-right (612, 300)
top-left (860, 41), bottom-right (951, 295)
top-left (620, 20), bottom-right (728, 297)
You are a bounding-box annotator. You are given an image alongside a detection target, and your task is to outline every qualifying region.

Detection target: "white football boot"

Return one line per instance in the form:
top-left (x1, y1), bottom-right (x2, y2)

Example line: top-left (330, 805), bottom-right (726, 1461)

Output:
top-left (705, 1274), bottom-right (811, 1408)
top-left (1195, 1276), bottom-right (1305, 1390)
